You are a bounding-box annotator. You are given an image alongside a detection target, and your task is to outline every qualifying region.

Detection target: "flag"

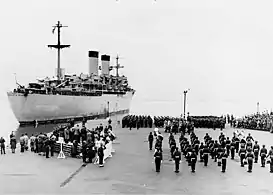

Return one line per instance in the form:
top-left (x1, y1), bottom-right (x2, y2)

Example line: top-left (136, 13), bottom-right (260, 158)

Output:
top-left (52, 26), bottom-right (56, 34)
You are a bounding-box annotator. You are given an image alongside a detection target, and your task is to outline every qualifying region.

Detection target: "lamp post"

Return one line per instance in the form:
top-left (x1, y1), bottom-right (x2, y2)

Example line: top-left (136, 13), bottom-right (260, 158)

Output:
top-left (183, 89), bottom-right (190, 120)
top-left (107, 101), bottom-right (110, 117)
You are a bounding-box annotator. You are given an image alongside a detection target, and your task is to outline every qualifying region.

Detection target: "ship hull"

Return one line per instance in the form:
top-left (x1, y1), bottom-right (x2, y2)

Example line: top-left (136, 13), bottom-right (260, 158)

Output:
top-left (7, 91), bottom-right (134, 124)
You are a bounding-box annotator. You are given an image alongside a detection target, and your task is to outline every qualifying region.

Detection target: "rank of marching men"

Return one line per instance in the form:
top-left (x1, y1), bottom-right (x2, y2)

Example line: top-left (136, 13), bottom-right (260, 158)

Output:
top-left (148, 128), bottom-right (273, 173)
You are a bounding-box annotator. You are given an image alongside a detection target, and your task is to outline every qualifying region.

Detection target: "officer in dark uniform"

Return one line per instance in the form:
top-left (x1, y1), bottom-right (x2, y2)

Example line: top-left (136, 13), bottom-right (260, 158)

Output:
top-left (190, 149), bottom-right (197, 172)
top-left (246, 148), bottom-right (254, 172)
top-left (148, 132), bottom-right (154, 150)
top-left (82, 141), bottom-right (87, 163)
top-left (98, 144), bottom-right (105, 167)
top-left (230, 140), bottom-right (236, 159)
top-left (221, 147), bottom-right (228, 172)
top-left (260, 145), bottom-right (267, 167)
top-left (173, 147), bottom-right (181, 173)
top-left (186, 144), bottom-right (193, 166)
top-left (203, 145), bottom-right (210, 166)
top-left (239, 145), bottom-right (247, 167)
top-left (240, 138), bottom-right (246, 149)
top-left (170, 140), bottom-right (176, 160)
top-left (217, 146), bottom-right (224, 166)
top-left (154, 148), bottom-right (163, 172)
top-left (253, 141), bottom-right (260, 163)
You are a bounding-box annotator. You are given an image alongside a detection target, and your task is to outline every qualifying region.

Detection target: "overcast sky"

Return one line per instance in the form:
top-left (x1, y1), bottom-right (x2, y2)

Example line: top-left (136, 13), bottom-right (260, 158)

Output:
top-left (1, 0), bottom-right (273, 119)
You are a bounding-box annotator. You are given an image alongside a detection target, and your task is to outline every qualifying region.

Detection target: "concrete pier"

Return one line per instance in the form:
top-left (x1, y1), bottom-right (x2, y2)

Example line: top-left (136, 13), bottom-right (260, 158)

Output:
top-left (1, 123), bottom-right (273, 194)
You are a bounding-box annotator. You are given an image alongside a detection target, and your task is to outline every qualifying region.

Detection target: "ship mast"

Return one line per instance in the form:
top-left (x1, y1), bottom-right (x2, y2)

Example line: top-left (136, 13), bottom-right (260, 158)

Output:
top-left (48, 21), bottom-right (70, 80)
top-left (113, 55), bottom-right (124, 77)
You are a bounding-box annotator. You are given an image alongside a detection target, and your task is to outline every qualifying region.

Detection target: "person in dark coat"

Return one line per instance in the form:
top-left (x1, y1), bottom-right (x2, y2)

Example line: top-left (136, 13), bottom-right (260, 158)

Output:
top-left (203, 145), bottom-right (210, 166)
top-left (260, 145), bottom-right (267, 167)
top-left (190, 149), bottom-right (197, 172)
top-left (154, 148), bottom-right (163, 172)
top-left (82, 141), bottom-right (87, 163)
top-left (173, 147), bottom-right (181, 173)
top-left (0, 137), bottom-right (6, 155)
top-left (221, 148), bottom-right (228, 172)
top-left (148, 132), bottom-right (154, 150)
top-left (10, 137), bottom-right (16, 153)
top-left (98, 144), bottom-right (105, 167)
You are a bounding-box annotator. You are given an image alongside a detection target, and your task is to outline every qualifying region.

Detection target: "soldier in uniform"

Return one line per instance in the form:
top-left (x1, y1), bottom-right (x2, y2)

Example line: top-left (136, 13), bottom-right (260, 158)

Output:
top-left (253, 141), bottom-right (260, 163)
top-left (239, 145), bottom-right (247, 167)
top-left (154, 148), bottom-right (163, 172)
top-left (217, 146), bottom-right (224, 166)
top-left (230, 140), bottom-right (236, 159)
top-left (173, 147), bottom-right (181, 173)
top-left (20, 134), bottom-right (25, 153)
top-left (246, 139), bottom-right (253, 151)
top-left (234, 136), bottom-right (240, 153)
top-left (82, 141), bottom-right (87, 163)
top-left (246, 148), bottom-right (254, 172)
top-left (221, 147), bottom-right (228, 172)
top-left (260, 145), bottom-right (267, 167)
top-left (266, 146), bottom-right (273, 173)
top-left (190, 149), bottom-right (197, 172)
top-left (203, 145), bottom-right (210, 166)
top-left (225, 137), bottom-right (231, 156)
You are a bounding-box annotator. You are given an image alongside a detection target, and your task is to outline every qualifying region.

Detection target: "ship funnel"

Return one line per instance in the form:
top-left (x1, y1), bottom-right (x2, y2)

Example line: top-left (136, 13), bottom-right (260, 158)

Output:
top-left (88, 51), bottom-right (99, 76)
top-left (101, 55), bottom-right (110, 75)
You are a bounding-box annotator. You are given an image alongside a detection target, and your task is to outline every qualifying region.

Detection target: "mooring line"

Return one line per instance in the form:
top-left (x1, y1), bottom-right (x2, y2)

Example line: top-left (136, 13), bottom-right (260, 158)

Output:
top-left (60, 163), bottom-right (87, 188)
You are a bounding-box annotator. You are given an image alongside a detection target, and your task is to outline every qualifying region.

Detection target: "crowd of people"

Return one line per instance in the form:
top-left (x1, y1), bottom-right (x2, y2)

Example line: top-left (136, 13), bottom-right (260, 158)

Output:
top-left (148, 125), bottom-right (273, 174)
top-left (231, 113), bottom-right (273, 132)
top-left (3, 119), bottom-right (116, 167)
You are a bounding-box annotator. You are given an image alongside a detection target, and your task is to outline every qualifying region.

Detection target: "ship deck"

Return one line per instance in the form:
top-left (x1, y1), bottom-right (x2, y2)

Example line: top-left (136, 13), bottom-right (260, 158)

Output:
top-left (1, 123), bottom-right (273, 194)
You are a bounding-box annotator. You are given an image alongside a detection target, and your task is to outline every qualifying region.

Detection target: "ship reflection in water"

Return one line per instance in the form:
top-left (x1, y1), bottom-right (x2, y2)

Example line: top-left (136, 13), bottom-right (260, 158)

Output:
top-left (14, 113), bottom-right (127, 140)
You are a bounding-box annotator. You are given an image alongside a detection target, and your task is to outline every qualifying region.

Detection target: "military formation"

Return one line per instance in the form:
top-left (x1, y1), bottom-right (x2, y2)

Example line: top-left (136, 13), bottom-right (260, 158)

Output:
top-left (148, 125), bottom-right (273, 174)
top-left (122, 115), bottom-right (153, 129)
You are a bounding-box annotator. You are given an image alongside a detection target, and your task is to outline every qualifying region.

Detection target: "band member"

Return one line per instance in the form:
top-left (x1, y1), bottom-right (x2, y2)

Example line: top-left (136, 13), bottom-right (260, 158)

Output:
top-left (199, 142), bottom-right (205, 162)
top-left (246, 149), bottom-right (254, 172)
top-left (246, 133), bottom-right (254, 142)
top-left (217, 146), bottom-right (224, 166)
top-left (221, 148), bottom-right (228, 172)
top-left (154, 148), bottom-right (163, 172)
top-left (239, 145), bottom-right (247, 167)
top-left (260, 145), bottom-right (267, 167)
top-left (253, 141), bottom-right (260, 163)
top-left (173, 147), bottom-right (181, 173)
top-left (203, 145), bottom-right (210, 166)
top-left (230, 141), bottom-right (236, 159)
top-left (225, 137), bottom-right (231, 156)
top-left (190, 149), bottom-right (197, 173)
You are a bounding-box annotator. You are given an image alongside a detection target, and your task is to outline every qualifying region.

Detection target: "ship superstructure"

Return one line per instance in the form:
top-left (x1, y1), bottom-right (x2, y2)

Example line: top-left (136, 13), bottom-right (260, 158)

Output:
top-left (7, 21), bottom-right (135, 125)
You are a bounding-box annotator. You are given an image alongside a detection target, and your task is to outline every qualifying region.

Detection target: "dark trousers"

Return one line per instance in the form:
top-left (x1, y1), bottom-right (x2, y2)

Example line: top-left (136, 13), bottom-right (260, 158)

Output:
top-left (261, 155), bottom-right (266, 167)
top-left (226, 146), bottom-right (230, 156)
top-left (155, 158), bottom-right (161, 172)
top-left (235, 143), bottom-right (239, 153)
top-left (1, 146), bottom-right (5, 154)
top-left (248, 158), bottom-right (253, 172)
top-left (199, 150), bottom-right (204, 162)
top-left (20, 144), bottom-right (24, 153)
top-left (82, 153), bottom-right (87, 163)
top-left (222, 159), bottom-right (227, 172)
top-left (203, 154), bottom-right (208, 166)
top-left (99, 155), bottom-right (104, 165)
top-left (254, 152), bottom-right (259, 163)
top-left (149, 141), bottom-right (153, 150)
top-left (231, 149), bottom-right (235, 159)
top-left (45, 146), bottom-right (50, 158)
top-left (270, 160), bottom-right (273, 172)
top-left (240, 155), bottom-right (245, 167)
top-left (191, 159), bottom-right (196, 172)
top-left (50, 146), bottom-right (54, 157)
top-left (174, 159), bottom-right (180, 172)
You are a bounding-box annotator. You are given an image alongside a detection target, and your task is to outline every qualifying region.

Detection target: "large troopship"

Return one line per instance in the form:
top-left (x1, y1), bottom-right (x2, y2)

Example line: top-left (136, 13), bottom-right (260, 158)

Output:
top-left (7, 21), bottom-right (135, 125)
